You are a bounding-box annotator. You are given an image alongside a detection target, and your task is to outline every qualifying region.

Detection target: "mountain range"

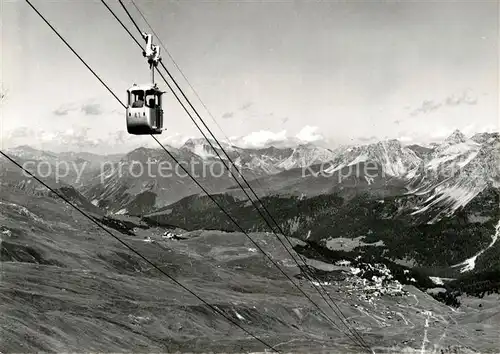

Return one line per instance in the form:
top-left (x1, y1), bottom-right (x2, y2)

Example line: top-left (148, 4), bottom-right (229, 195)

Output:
top-left (3, 130), bottom-right (498, 218)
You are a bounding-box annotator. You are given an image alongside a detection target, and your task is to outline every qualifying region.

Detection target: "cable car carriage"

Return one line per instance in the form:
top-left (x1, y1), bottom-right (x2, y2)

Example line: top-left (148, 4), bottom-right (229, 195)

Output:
top-left (126, 32), bottom-right (165, 135)
top-left (126, 84), bottom-right (165, 134)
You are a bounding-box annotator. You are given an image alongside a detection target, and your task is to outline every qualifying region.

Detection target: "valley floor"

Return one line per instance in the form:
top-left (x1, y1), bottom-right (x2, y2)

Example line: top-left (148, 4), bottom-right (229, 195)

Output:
top-left (1, 191), bottom-right (499, 353)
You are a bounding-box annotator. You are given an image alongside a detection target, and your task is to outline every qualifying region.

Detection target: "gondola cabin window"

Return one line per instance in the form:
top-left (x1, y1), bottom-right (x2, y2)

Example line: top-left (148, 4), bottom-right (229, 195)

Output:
top-left (130, 90), bottom-right (145, 108)
top-left (145, 89), bottom-right (159, 108)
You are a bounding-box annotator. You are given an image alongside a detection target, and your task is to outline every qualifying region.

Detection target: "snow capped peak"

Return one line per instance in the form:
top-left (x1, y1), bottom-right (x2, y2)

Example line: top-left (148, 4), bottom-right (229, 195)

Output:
top-left (180, 138), bottom-right (236, 160)
top-left (277, 143), bottom-right (336, 169)
top-left (444, 129), bottom-right (467, 146)
top-left (182, 139), bottom-right (217, 159)
top-left (433, 129), bottom-right (470, 155)
top-left (324, 139), bottom-right (421, 177)
top-left (182, 138), bottom-right (200, 147)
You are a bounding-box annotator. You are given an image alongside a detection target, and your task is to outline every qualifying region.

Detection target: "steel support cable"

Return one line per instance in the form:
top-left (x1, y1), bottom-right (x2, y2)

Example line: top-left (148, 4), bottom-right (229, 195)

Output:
top-left (102, 2), bottom-right (358, 340)
top-left (23, 1), bottom-right (351, 349)
top-left (107, 0), bottom-right (364, 344)
top-left (114, 1), bottom-right (372, 351)
top-left (0, 147), bottom-right (279, 352)
top-left (129, 0), bottom-right (232, 146)
top-left (22, 1), bottom-right (279, 351)
top-left (129, 0), bottom-right (271, 198)
top-left (125, 3), bottom-right (373, 350)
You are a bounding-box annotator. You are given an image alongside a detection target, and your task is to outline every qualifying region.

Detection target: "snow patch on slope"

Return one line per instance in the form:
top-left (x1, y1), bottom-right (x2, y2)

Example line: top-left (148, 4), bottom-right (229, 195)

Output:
top-left (426, 141), bottom-right (479, 170)
top-left (348, 154), bottom-right (368, 166)
top-left (452, 219), bottom-right (500, 273)
top-left (411, 183), bottom-right (484, 218)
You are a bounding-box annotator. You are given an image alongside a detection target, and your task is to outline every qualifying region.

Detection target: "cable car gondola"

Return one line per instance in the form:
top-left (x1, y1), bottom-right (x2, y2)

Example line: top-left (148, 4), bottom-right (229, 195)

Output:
top-left (126, 32), bottom-right (165, 135)
top-left (126, 83), bottom-right (164, 135)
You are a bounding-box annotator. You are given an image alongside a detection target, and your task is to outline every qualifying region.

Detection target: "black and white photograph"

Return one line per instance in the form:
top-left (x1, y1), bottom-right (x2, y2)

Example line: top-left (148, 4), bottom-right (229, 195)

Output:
top-left (1, 0), bottom-right (499, 353)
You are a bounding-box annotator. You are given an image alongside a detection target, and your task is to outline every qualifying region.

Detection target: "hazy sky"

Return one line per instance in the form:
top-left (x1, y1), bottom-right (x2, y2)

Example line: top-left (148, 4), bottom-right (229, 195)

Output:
top-left (1, 0), bottom-right (499, 153)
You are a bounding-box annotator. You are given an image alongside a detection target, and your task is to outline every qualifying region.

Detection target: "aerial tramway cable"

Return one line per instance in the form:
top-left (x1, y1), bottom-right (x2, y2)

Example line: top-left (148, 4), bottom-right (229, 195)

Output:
top-left (112, 1), bottom-right (373, 351)
top-left (128, 0), bottom-right (281, 198)
top-left (0, 148), bottom-right (279, 352)
top-left (103, 0), bottom-right (368, 346)
top-left (126, 2), bottom-right (372, 349)
top-left (21, 1), bottom-right (364, 352)
top-left (17, 1), bottom-right (275, 352)
top-left (129, 0), bottom-right (232, 146)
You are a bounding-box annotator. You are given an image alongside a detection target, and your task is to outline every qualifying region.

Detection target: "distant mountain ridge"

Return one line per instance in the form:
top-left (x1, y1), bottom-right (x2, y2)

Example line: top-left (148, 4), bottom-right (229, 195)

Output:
top-left (3, 130), bottom-right (498, 214)
top-left (5, 130), bottom-right (496, 174)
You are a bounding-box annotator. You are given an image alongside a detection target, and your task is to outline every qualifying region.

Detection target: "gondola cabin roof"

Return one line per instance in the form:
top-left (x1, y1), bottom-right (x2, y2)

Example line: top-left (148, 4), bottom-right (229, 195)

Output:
top-left (127, 84), bottom-right (165, 93)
